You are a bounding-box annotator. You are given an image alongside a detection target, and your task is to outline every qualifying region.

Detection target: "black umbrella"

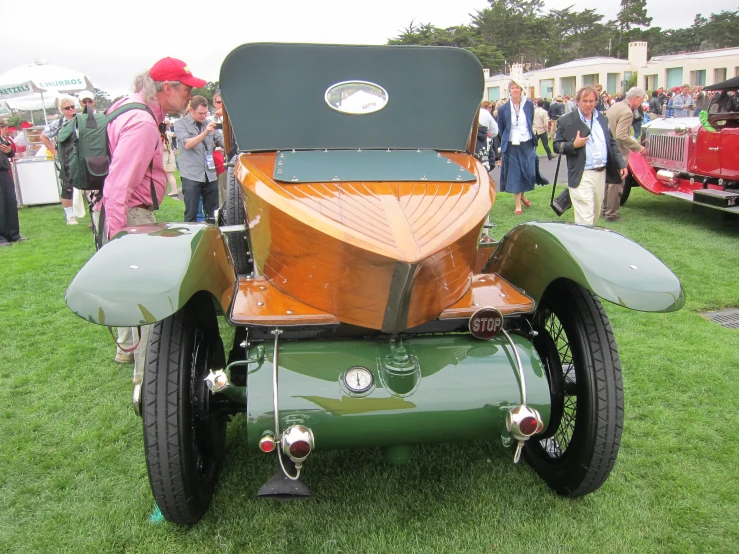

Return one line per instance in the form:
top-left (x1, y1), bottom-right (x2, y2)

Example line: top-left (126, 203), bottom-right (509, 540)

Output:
top-left (703, 76), bottom-right (739, 91)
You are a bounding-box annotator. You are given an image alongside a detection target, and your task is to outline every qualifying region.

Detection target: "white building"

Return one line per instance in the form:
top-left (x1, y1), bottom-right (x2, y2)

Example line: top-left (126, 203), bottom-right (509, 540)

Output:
top-left (484, 42), bottom-right (739, 101)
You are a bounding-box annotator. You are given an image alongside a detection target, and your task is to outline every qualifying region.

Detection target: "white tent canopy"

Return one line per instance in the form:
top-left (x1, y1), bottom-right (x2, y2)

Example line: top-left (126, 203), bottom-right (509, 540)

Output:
top-left (0, 101), bottom-right (12, 118)
top-left (0, 62), bottom-right (95, 121)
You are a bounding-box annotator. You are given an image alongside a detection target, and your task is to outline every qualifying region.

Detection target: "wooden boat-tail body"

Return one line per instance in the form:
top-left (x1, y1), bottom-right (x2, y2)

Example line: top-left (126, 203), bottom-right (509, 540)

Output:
top-left (235, 151), bottom-right (494, 332)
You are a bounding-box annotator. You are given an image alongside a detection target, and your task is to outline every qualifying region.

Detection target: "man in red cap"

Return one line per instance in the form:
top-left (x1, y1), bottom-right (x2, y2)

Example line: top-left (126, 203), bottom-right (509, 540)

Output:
top-left (101, 57), bottom-right (206, 370)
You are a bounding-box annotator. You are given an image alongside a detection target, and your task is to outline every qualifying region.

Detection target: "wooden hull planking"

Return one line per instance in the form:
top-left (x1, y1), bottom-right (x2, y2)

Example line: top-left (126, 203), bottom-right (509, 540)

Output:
top-left (234, 152), bottom-right (494, 332)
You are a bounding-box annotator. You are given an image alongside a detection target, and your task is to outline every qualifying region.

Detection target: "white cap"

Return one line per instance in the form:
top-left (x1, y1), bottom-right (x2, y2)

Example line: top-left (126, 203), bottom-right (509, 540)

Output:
top-left (78, 90), bottom-right (95, 101)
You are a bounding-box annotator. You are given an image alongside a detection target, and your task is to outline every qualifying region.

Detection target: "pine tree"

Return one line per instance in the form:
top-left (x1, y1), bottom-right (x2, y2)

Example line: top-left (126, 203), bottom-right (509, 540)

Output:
top-left (617, 0), bottom-right (653, 33)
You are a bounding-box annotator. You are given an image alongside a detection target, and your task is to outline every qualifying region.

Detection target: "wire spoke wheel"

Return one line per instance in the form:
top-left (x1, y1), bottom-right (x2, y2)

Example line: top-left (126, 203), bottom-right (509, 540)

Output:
top-left (539, 311), bottom-right (576, 458)
top-left (526, 280), bottom-right (624, 497)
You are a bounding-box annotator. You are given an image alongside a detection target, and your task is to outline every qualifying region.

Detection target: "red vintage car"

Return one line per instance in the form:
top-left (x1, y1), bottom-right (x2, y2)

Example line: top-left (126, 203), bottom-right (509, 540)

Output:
top-left (625, 76), bottom-right (739, 214)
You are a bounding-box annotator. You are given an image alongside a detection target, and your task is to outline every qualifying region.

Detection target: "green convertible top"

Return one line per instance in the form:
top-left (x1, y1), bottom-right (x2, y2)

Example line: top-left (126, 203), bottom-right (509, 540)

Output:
top-left (219, 43), bottom-right (484, 153)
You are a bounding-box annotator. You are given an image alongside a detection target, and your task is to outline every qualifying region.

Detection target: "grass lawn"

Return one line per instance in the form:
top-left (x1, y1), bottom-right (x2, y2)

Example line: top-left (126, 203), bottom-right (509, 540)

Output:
top-left (1, 186), bottom-right (738, 553)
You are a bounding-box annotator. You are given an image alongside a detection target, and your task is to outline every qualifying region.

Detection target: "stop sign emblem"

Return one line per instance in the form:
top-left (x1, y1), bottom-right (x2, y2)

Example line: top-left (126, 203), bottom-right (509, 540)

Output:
top-left (469, 307), bottom-right (504, 339)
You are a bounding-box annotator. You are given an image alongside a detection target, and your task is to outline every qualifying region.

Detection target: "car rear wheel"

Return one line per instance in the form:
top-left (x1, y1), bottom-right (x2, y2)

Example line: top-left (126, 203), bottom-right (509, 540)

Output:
top-left (526, 280), bottom-right (624, 497)
top-left (142, 294), bottom-right (227, 524)
top-left (223, 164), bottom-right (253, 275)
top-left (620, 174), bottom-right (634, 206)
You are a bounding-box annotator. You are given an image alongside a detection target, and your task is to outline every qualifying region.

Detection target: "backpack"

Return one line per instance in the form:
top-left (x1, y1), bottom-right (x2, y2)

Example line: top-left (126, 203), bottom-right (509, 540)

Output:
top-left (56, 103), bottom-right (160, 209)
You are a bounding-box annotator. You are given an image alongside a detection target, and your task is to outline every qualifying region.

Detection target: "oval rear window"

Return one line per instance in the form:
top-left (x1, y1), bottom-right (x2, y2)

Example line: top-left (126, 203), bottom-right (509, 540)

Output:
top-left (325, 81), bottom-right (388, 115)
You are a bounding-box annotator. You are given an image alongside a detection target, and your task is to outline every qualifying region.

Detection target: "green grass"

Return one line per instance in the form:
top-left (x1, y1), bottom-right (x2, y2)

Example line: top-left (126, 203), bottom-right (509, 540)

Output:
top-left (1, 188), bottom-right (738, 553)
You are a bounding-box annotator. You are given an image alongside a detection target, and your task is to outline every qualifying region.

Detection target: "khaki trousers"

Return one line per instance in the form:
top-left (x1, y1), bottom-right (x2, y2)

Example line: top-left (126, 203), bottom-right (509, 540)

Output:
top-left (570, 169), bottom-right (606, 226)
top-left (217, 171), bottom-right (228, 208)
top-left (549, 119), bottom-right (558, 141)
top-left (603, 181), bottom-right (624, 219)
top-left (115, 207), bottom-right (156, 383)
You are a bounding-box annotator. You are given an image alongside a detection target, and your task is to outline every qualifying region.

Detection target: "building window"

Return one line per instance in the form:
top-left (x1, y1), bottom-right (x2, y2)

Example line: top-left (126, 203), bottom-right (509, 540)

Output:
top-left (607, 73), bottom-right (618, 94)
top-left (666, 67), bottom-right (683, 89)
top-left (561, 77), bottom-right (576, 96)
top-left (690, 70), bottom-right (706, 87)
top-left (540, 79), bottom-right (554, 98)
top-left (487, 87), bottom-right (500, 101)
top-left (645, 74), bottom-right (658, 91)
top-left (582, 74), bottom-right (599, 86)
top-left (714, 68), bottom-right (727, 83)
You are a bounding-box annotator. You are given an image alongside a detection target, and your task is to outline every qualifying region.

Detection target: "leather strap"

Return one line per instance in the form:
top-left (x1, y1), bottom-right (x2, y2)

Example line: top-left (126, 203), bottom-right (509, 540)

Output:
top-left (550, 153), bottom-right (563, 204)
top-left (107, 326), bottom-right (142, 353)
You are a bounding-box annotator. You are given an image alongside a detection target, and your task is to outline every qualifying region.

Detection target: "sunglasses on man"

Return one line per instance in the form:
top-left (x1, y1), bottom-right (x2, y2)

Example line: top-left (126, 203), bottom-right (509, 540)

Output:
top-left (81, 99), bottom-right (94, 105)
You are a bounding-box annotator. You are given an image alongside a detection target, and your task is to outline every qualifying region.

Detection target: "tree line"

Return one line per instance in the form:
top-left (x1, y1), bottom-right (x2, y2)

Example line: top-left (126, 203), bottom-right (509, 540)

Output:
top-left (388, 0), bottom-right (739, 75)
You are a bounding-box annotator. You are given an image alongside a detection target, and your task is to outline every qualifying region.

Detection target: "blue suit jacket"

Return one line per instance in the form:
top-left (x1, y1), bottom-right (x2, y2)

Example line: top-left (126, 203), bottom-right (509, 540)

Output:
top-left (497, 99), bottom-right (535, 153)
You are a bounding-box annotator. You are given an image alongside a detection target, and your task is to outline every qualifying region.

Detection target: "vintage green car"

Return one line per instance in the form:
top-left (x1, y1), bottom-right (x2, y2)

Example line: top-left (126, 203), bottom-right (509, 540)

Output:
top-left (66, 43), bottom-right (684, 525)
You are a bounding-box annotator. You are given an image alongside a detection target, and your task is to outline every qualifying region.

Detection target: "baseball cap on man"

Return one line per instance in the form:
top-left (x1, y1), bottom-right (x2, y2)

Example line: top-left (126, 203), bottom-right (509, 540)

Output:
top-left (78, 90), bottom-right (95, 101)
top-left (150, 57), bottom-right (207, 88)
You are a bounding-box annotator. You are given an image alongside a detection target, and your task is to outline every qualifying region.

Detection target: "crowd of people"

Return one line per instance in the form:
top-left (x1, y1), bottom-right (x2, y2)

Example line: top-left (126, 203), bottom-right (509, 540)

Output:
top-left (0, 58), bottom-right (226, 248)
top-left (477, 81), bottom-right (659, 224)
top-left (474, 80), bottom-right (735, 224)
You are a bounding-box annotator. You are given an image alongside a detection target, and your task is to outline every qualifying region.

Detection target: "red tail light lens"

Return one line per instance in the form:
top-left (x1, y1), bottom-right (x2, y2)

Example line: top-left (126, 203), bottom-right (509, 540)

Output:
top-left (519, 416), bottom-right (539, 436)
top-left (259, 434), bottom-right (276, 453)
top-left (289, 440), bottom-right (311, 459)
top-left (281, 425), bottom-right (315, 462)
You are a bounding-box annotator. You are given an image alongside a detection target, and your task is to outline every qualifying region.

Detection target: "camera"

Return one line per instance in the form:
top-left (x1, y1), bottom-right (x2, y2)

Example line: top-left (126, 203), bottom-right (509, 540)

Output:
top-left (214, 122), bottom-right (223, 130)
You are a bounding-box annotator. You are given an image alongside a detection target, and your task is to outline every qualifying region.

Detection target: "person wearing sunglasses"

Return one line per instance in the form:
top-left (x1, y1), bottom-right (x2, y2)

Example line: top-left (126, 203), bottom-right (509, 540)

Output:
top-left (40, 95), bottom-right (79, 224)
top-left (78, 90), bottom-right (95, 114)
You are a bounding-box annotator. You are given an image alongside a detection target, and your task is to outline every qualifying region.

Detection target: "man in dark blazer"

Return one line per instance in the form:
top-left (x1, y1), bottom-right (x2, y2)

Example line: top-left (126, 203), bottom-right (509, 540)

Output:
top-left (553, 86), bottom-right (627, 225)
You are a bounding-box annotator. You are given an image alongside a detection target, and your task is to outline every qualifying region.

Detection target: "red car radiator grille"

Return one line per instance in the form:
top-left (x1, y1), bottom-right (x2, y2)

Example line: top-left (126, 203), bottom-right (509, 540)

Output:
top-left (646, 133), bottom-right (690, 171)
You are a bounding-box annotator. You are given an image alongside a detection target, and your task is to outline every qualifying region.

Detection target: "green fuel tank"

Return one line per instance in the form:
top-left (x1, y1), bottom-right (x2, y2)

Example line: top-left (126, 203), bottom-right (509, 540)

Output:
top-left (245, 335), bottom-right (551, 451)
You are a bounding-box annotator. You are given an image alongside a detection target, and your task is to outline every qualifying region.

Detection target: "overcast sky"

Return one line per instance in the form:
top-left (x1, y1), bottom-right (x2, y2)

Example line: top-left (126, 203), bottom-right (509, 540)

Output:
top-left (1, 0), bottom-right (736, 96)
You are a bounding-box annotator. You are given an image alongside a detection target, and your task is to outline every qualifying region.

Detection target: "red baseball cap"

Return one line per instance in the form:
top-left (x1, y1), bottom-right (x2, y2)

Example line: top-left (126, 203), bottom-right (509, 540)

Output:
top-left (149, 57), bottom-right (207, 88)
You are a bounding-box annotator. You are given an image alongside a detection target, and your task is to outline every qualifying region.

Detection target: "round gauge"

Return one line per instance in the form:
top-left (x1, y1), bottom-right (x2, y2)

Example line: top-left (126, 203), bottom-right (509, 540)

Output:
top-left (343, 367), bottom-right (374, 393)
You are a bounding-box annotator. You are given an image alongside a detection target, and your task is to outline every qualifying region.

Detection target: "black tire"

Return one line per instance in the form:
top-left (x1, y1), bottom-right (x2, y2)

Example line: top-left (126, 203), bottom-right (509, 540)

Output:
top-left (143, 294), bottom-right (227, 524)
top-left (223, 165), bottom-right (253, 275)
top-left (525, 280), bottom-right (624, 497)
top-left (620, 174), bottom-right (634, 206)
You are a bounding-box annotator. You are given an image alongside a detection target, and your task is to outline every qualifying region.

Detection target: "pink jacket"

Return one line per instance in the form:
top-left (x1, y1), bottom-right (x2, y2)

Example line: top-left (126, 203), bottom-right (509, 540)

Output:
top-left (103, 93), bottom-right (166, 239)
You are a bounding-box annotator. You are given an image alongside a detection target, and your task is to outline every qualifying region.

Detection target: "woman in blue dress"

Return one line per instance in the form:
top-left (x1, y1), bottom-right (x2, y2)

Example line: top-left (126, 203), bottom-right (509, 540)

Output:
top-left (497, 79), bottom-right (537, 214)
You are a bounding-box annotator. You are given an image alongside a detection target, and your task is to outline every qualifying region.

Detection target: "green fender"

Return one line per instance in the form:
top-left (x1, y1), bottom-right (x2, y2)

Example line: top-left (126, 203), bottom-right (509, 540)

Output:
top-left (485, 222), bottom-right (684, 312)
top-left (65, 223), bottom-right (236, 326)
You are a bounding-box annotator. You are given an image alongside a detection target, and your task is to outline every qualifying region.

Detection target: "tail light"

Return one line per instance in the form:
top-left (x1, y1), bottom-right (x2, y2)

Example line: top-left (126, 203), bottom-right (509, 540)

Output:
top-left (518, 415), bottom-right (544, 436)
top-left (281, 425), bottom-right (315, 463)
top-left (259, 432), bottom-right (276, 453)
top-left (506, 405), bottom-right (544, 439)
